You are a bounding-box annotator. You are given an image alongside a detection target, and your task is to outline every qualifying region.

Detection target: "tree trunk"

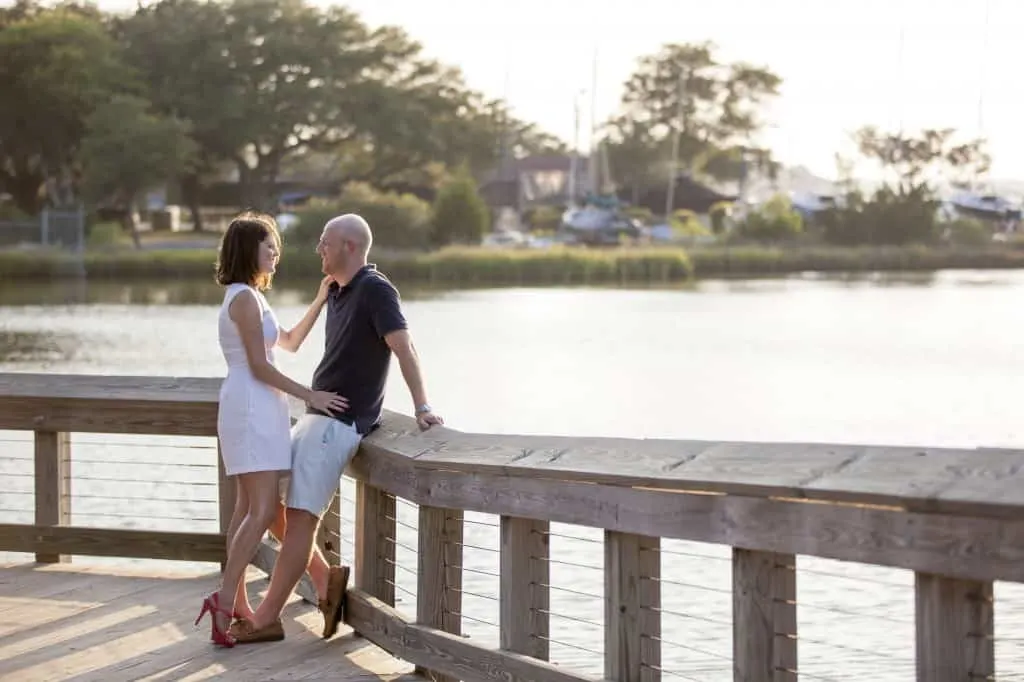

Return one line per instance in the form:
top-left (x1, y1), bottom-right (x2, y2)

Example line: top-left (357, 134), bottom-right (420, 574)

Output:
top-left (181, 173), bottom-right (205, 232)
top-left (236, 161), bottom-right (257, 211)
top-left (255, 154), bottom-right (282, 213)
top-left (238, 152), bottom-right (282, 214)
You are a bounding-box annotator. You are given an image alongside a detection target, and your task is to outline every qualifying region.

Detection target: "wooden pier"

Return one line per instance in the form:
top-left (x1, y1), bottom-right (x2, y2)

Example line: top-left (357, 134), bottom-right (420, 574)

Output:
top-left (0, 562), bottom-right (418, 681)
top-left (2, 372), bottom-right (1024, 681)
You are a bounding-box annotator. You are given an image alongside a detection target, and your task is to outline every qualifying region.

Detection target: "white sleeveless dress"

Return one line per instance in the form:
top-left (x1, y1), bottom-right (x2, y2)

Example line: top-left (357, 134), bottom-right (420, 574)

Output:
top-left (216, 283), bottom-right (292, 476)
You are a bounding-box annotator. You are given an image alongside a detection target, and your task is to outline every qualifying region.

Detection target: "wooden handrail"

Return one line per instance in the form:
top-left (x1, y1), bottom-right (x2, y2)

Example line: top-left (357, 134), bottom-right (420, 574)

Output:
top-left (0, 372), bottom-right (1015, 682)
top-left (4, 373), bottom-right (1023, 517)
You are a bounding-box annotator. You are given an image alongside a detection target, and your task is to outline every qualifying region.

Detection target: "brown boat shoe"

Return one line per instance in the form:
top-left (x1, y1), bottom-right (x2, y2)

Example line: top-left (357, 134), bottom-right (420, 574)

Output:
top-left (318, 565), bottom-right (350, 639)
top-left (228, 618), bottom-right (285, 644)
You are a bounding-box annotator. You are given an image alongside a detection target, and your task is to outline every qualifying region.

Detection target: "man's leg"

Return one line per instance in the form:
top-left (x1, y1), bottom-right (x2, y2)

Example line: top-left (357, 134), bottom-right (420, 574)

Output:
top-left (243, 415), bottom-right (360, 638)
top-left (267, 499), bottom-right (332, 600)
top-left (249, 507), bottom-right (321, 629)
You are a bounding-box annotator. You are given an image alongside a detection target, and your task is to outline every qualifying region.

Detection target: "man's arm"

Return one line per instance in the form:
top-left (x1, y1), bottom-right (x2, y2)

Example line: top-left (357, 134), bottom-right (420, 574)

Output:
top-left (384, 328), bottom-right (443, 430)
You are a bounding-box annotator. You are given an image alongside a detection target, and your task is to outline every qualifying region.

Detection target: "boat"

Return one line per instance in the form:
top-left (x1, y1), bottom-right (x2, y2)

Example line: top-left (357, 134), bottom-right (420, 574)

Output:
top-left (559, 194), bottom-right (644, 245)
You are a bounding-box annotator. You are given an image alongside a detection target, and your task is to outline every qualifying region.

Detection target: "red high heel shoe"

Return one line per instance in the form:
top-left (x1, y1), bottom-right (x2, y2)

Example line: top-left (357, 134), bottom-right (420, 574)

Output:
top-left (195, 592), bottom-right (236, 647)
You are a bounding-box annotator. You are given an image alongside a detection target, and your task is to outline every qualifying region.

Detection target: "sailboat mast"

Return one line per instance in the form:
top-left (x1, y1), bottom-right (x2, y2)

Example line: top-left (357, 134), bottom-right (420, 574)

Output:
top-left (569, 93), bottom-right (580, 206)
top-left (588, 48), bottom-right (599, 196)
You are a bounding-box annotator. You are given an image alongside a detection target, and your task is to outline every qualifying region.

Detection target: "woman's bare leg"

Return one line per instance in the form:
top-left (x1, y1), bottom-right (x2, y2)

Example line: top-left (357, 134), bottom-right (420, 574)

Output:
top-left (227, 481), bottom-right (254, 621)
top-left (218, 471), bottom-right (279, 629)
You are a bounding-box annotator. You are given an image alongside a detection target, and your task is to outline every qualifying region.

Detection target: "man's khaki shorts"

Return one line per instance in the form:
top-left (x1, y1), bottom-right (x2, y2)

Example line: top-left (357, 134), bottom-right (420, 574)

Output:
top-left (282, 414), bottom-right (361, 517)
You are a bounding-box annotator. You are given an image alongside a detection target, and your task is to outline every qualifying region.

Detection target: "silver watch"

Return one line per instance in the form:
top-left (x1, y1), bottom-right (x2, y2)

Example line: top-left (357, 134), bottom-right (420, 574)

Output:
top-left (415, 403), bottom-right (432, 415)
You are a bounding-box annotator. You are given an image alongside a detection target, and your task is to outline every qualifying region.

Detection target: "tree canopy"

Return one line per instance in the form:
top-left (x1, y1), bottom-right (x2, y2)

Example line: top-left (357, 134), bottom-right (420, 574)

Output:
top-left (0, 0), bottom-right (559, 224)
top-left (603, 41), bottom-right (781, 204)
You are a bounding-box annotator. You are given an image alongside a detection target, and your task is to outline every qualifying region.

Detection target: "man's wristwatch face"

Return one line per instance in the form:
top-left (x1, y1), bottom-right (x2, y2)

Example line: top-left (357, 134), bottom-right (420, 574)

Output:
top-left (415, 404), bottom-right (432, 415)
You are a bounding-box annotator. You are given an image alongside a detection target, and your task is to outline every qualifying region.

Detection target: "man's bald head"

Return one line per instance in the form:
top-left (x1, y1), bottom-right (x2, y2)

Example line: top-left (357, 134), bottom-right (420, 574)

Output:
top-left (317, 213), bottom-right (373, 281)
top-left (324, 213), bottom-right (372, 255)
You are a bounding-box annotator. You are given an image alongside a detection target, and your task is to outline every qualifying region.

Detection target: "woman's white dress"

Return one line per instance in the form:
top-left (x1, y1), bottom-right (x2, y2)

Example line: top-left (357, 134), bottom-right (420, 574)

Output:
top-left (216, 283), bottom-right (292, 476)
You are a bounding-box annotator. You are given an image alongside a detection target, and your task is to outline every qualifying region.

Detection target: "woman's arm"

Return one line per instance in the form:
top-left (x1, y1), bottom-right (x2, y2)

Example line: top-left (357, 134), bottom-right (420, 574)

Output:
top-left (277, 298), bottom-right (325, 353)
top-left (277, 276), bottom-right (331, 353)
top-left (229, 289), bottom-right (347, 414)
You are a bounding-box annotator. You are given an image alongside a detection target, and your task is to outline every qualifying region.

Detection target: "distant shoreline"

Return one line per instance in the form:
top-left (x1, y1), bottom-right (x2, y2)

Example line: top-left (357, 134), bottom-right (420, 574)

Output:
top-left (3, 244), bottom-right (1024, 286)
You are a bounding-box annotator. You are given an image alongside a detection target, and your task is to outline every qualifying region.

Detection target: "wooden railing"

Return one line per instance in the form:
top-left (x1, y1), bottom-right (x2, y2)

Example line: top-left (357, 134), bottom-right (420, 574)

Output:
top-left (1, 372), bottom-right (1023, 682)
top-left (0, 373), bottom-right (230, 563)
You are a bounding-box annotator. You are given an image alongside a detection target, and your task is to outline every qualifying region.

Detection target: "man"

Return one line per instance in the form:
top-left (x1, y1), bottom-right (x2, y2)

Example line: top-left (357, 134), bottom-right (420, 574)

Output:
top-left (232, 213), bottom-right (443, 643)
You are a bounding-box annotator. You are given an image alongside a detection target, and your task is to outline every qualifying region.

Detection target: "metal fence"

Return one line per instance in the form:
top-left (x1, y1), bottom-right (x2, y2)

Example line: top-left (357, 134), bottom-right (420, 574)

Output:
top-left (0, 207), bottom-right (86, 251)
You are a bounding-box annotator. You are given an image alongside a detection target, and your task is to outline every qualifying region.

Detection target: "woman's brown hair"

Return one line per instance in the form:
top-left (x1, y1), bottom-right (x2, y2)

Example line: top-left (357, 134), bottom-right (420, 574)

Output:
top-left (214, 212), bottom-right (281, 291)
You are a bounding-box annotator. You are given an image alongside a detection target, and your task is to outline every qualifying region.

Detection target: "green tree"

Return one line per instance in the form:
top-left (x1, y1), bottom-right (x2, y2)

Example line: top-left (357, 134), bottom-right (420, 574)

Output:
top-left (605, 41), bottom-right (781, 202)
top-left (337, 66), bottom-right (563, 192)
top-left (114, 0), bottom-right (241, 230)
top-left (822, 127), bottom-right (990, 246)
top-left (119, 0), bottom-right (385, 211)
top-left (853, 126), bottom-right (989, 197)
top-left (431, 169), bottom-right (490, 245)
top-left (0, 7), bottom-right (130, 213)
top-left (603, 116), bottom-right (665, 204)
top-left (117, 0), bottom-right (562, 211)
top-left (78, 95), bottom-right (197, 248)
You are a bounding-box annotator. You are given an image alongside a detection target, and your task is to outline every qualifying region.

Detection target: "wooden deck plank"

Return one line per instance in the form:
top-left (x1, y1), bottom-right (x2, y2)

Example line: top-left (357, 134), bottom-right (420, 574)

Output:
top-left (0, 563), bottom-right (419, 682)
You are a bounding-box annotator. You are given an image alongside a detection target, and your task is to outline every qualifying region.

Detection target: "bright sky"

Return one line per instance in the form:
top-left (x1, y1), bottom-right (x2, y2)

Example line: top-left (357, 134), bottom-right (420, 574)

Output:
top-left (24, 0), bottom-right (1024, 181)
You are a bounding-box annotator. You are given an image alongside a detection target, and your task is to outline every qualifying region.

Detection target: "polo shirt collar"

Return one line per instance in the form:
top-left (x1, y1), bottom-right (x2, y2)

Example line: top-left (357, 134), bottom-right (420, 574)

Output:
top-left (331, 264), bottom-right (377, 296)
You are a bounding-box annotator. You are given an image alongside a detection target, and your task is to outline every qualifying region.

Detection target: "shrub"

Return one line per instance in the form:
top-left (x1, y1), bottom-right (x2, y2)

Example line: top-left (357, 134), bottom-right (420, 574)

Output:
top-left (431, 168), bottom-right (490, 245)
top-left (624, 205), bottom-right (655, 225)
top-left (943, 217), bottom-right (993, 247)
top-left (737, 194), bottom-right (802, 242)
top-left (709, 201), bottom-right (731, 234)
top-left (291, 182), bottom-right (432, 249)
top-left (820, 187), bottom-right (939, 246)
top-left (670, 209), bottom-right (711, 238)
top-left (525, 205), bottom-right (563, 233)
top-left (87, 221), bottom-right (123, 248)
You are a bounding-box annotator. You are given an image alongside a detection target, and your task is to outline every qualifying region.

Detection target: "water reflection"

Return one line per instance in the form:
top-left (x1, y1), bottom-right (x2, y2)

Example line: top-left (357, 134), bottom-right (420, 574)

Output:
top-left (0, 278), bottom-right (314, 306)
top-left (0, 277), bottom-right (554, 306)
top-left (0, 330), bottom-right (77, 363)
top-left (0, 269), bottom-right (1018, 307)
top-left (0, 278), bottom-right (223, 306)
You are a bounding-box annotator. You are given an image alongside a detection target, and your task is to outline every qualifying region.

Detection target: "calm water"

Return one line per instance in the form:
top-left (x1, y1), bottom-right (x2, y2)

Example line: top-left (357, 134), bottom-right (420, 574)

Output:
top-left (2, 270), bottom-right (1024, 680)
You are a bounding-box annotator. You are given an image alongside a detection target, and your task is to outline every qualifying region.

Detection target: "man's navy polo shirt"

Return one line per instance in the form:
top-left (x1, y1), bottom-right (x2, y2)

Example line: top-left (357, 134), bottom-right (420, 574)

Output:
top-left (309, 264), bottom-right (407, 434)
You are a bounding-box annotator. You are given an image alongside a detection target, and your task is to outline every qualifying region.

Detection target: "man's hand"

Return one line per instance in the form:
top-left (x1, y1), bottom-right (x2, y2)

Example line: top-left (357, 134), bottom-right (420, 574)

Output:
top-left (416, 410), bottom-right (444, 431)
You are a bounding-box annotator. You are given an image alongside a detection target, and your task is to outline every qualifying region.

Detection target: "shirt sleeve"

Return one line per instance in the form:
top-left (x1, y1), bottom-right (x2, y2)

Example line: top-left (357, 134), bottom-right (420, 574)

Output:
top-left (366, 278), bottom-right (408, 338)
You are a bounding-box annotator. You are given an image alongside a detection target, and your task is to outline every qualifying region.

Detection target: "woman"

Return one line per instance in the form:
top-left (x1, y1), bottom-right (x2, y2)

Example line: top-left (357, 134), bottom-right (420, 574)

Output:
top-left (196, 212), bottom-right (347, 647)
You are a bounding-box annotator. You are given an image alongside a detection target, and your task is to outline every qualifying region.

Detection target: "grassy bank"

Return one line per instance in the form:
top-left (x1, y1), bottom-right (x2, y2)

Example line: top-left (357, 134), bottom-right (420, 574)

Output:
top-left (687, 244), bottom-right (1024, 276)
top-left (4, 243), bottom-right (1024, 285)
top-left (0, 246), bottom-right (696, 285)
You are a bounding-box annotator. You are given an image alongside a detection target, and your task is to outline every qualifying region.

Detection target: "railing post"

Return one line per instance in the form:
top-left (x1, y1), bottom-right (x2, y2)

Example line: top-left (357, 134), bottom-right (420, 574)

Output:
top-left (417, 505), bottom-right (464, 682)
top-left (915, 572), bottom-right (994, 681)
top-left (605, 531), bottom-right (661, 682)
top-left (33, 430), bottom-right (71, 563)
top-left (732, 549), bottom-right (797, 681)
top-left (354, 481), bottom-right (396, 605)
top-left (216, 442), bottom-right (235, 571)
top-left (500, 516), bottom-right (550, 662)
